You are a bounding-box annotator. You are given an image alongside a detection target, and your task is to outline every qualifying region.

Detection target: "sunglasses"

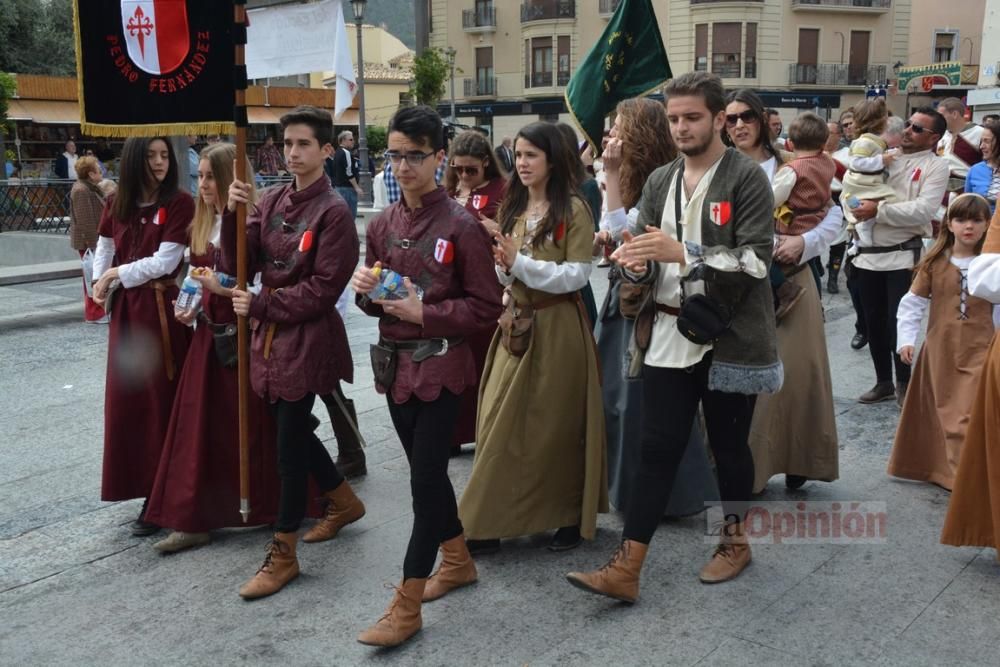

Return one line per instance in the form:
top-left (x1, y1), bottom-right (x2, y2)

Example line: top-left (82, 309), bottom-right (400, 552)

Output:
top-left (450, 164), bottom-right (482, 175)
top-left (725, 110), bottom-right (758, 127)
top-left (904, 120), bottom-right (930, 134)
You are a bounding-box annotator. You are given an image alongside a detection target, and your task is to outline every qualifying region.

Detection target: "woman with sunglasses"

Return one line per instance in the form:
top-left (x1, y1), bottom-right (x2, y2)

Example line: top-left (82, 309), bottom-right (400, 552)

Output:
top-left (444, 130), bottom-right (508, 455)
top-left (593, 97), bottom-right (719, 518)
top-left (723, 89), bottom-right (841, 493)
top-left (459, 121), bottom-right (607, 554)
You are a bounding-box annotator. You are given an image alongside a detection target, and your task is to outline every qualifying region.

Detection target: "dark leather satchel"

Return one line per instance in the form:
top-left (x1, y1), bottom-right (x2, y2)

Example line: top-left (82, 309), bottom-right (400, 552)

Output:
top-left (677, 293), bottom-right (731, 345)
top-left (498, 299), bottom-right (534, 357)
top-left (369, 341), bottom-right (398, 388)
top-left (212, 322), bottom-right (239, 368)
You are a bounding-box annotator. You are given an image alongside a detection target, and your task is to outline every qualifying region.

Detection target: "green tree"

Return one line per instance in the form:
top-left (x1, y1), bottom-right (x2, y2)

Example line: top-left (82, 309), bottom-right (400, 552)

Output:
top-left (0, 0), bottom-right (75, 75)
top-left (410, 47), bottom-right (451, 108)
top-left (366, 126), bottom-right (388, 157)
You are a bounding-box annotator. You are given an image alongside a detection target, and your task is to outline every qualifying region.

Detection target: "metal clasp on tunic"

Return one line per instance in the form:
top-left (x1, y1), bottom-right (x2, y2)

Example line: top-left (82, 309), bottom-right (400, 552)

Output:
top-left (396, 238), bottom-right (414, 249)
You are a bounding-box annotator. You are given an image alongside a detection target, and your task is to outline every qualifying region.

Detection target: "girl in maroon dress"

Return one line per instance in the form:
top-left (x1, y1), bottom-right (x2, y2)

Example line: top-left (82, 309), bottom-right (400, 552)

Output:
top-left (144, 143), bottom-right (284, 552)
top-left (444, 130), bottom-right (507, 452)
top-left (92, 137), bottom-right (194, 536)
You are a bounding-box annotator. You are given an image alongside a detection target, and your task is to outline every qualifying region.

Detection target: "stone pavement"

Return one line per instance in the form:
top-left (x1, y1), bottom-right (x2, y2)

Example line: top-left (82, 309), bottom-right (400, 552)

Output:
top-left (1, 267), bottom-right (998, 666)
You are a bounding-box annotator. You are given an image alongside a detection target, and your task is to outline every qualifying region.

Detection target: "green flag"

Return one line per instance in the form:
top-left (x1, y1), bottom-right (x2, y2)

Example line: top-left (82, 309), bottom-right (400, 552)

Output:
top-left (565, 0), bottom-right (671, 154)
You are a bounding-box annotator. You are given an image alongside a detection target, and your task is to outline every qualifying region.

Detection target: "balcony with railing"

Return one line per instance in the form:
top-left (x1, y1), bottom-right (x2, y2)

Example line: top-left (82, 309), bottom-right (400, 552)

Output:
top-left (791, 0), bottom-right (891, 12)
top-left (598, 0), bottom-right (621, 17)
top-left (464, 77), bottom-right (497, 97)
top-left (691, 0), bottom-right (763, 4)
top-left (789, 63), bottom-right (889, 86)
top-left (521, 0), bottom-right (575, 22)
top-left (462, 6), bottom-right (497, 32)
top-left (525, 71), bottom-right (554, 87)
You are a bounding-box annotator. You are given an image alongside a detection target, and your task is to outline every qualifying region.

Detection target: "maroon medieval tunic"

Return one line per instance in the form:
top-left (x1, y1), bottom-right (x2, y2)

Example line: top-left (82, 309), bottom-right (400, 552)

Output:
top-left (358, 186), bottom-right (503, 408)
top-left (219, 175), bottom-right (358, 402)
top-left (100, 193), bottom-right (193, 501)
top-left (144, 241), bottom-right (285, 532)
top-left (448, 177), bottom-right (506, 445)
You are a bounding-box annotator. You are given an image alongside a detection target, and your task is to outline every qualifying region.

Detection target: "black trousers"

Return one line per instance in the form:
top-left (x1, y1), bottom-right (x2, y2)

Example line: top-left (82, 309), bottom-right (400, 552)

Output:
top-left (845, 258), bottom-right (868, 336)
top-left (855, 266), bottom-right (913, 384)
top-left (387, 390), bottom-right (463, 579)
top-left (272, 393), bottom-right (344, 533)
top-left (623, 357), bottom-right (757, 544)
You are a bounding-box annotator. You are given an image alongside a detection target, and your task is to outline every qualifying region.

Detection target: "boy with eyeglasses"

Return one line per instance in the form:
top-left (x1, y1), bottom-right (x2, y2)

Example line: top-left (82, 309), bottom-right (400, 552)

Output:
top-left (351, 105), bottom-right (502, 648)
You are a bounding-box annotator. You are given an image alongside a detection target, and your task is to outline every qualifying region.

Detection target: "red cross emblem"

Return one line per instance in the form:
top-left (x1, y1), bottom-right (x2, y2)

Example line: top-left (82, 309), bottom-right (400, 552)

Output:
top-left (434, 238), bottom-right (454, 264)
top-left (126, 7), bottom-right (154, 57)
top-left (471, 194), bottom-right (488, 210)
top-left (709, 201), bottom-right (731, 226)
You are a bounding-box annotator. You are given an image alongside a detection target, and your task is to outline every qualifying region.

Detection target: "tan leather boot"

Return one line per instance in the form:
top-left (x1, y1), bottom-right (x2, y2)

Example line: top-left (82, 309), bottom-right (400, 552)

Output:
top-left (238, 532), bottom-right (299, 600)
top-left (699, 523), bottom-right (752, 584)
top-left (423, 534), bottom-right (478, 602)
top-left (357, 578), bottom-right (426, 647)
top-left (302, 480), bottom-right (366, 543)
top-left (565, 539), bottom-right (648, 603)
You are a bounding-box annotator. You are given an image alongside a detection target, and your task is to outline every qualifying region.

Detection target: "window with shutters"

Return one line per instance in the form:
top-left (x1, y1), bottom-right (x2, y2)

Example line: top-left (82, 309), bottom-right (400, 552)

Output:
top-left (528, 37), bottom-right (553, 87)
top-left (711, 23), bottom-right (741, 79)
top-left (695, 24), bottom-right (708, 72)
top-left (558, 36), bottom-right (571, 86)
top-left (933, 31), bottom-right (957, 63)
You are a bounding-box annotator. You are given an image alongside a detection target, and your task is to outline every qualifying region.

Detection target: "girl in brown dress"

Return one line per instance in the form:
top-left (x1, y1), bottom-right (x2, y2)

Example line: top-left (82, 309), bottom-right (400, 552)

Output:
top-left (941, 203), bottom-right (1000, 554)
top-left (889, 194), bottom-right (996, 491)
top-left (459, 121), bottom-right (607, 553)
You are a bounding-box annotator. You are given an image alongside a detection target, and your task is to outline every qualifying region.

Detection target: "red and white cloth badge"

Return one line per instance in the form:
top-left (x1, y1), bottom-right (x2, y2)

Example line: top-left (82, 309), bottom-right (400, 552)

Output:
top-left (298, 230), bottom-right (314, 253)
top-left (148, 207), bottom-right (166, 225)
top-left (471, 194), bottom-right (488, 210)
top-left (434, 238), bottom-right (454, 264)
top-left (911, 167), bottom-right (922, 182)
top-left (709, 201), bottom-right (731, 226)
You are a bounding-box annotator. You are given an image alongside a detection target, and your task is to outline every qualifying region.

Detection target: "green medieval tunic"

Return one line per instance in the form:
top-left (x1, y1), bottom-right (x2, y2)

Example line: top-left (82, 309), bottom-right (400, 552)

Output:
top-left (459, 198), bottom-right (608, 540)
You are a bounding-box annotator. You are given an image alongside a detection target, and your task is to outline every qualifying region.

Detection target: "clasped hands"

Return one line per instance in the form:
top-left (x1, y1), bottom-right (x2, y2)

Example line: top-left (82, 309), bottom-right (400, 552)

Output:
top-left (609, 226), bottom-right (686, 274)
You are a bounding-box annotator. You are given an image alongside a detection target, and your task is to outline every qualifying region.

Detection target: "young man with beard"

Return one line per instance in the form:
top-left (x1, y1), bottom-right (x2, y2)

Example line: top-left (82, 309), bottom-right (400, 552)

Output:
top-left (566, 72), bottom-right (781, 602)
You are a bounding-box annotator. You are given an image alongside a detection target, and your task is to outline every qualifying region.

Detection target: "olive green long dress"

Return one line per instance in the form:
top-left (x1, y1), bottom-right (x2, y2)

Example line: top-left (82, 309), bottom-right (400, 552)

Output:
top-left (459, 198), bottom-right (608, 540)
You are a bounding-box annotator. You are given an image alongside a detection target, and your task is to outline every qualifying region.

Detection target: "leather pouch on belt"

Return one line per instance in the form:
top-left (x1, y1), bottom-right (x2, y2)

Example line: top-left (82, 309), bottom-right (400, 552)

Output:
top-left (498, 301), bottom-right (534, 357)
top-left (370, 342), bottom-right (398, 388)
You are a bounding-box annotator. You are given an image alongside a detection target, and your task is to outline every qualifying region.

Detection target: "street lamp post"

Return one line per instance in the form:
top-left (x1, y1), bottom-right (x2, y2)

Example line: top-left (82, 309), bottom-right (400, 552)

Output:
top-left (351, 0), bottom-right (372, 206)
top-left (446, 47), bottom-right (456, 121)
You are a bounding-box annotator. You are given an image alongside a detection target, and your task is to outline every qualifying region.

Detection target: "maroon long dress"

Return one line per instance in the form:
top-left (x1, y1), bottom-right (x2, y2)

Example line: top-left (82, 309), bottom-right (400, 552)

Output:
top-left (100, 193), bottom-right (193, 501)
top-left (449, 177), bottom-right (506, 446)
top-left (145, 237), bottom-right (284, 531)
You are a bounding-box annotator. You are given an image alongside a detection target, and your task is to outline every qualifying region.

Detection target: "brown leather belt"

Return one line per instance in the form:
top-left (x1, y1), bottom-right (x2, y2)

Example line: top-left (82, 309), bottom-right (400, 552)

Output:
top-left (138, 279), bottom-right (177, 381)
top-left (655, 302), bottom-right (680, 317)
top-left (521, 292), bottom-right (576, 311)
top-left (263, 322), bottom-right (277, 359)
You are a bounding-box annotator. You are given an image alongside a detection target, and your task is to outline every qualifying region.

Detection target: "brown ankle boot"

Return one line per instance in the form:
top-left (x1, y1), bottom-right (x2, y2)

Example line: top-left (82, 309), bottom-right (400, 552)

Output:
top-left (302, 480), bottom-right (365, 543)
top-left (423, 534), bottom-right (478, 602)
top-left (565, 539), bottom-right (648, 603)
top-left (329, 396), bottom-right (367, 478)
top-left (357, 578), bottom-right (426, 647)
top-left (699, 523), bottom-right (752, 584)
top-left (238, 532), bottom-right (299, 600)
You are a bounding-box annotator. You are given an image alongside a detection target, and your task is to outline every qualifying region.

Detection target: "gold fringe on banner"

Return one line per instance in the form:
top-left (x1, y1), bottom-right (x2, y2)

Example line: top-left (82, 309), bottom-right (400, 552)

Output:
top-left (81, 121), bottom-right (237, 138)
top-left (72, 0), bottom-right (237, 138)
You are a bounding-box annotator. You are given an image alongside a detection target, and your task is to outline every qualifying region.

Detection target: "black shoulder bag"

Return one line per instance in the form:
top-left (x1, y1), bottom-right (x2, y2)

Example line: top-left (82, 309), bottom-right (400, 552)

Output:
top-left (673, 169), bottom-right (733, 346)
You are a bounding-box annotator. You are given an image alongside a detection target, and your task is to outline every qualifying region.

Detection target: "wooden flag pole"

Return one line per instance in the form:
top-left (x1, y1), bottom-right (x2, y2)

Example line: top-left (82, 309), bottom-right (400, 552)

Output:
top-left (234, 1), bottom-right (251, 523)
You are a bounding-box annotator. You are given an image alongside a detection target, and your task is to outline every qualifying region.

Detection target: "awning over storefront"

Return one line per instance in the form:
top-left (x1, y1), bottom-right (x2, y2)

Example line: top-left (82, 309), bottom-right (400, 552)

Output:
top-left (7, 99), bottom-right (80, 123)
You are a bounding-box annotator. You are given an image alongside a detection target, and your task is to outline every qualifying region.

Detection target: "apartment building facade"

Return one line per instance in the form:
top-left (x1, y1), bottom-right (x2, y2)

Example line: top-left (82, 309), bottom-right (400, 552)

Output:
top-left (429, 0), bottom-right (919, 139)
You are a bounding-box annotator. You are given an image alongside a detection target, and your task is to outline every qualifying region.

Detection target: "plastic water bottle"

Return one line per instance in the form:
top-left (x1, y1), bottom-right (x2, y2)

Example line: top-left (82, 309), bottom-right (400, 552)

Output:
top-left (175, 276), bottom-right (202, 314)
top-left (216, 271), bottom-right (237, 289)
top-left (367, 266), bottom-right (424, 301)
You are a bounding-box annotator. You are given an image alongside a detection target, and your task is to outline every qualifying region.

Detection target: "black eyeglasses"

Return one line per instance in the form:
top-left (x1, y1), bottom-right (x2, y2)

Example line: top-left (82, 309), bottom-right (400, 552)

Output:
top-left (904, 120), bottom-right (930, 134)
top-left (725, 110), bottom-right (758, 127)
top-left (383, 150), bottom-right (437, 167)
top-left (450, 164), bottom-right (482, 175)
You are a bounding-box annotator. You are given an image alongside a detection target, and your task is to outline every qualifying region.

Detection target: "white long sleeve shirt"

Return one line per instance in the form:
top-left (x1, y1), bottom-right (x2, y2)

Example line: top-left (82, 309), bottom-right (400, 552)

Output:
top-left (92, 236), bottom-right (186, 288)
top-left (969, 252), bottom-right (1000, 303)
